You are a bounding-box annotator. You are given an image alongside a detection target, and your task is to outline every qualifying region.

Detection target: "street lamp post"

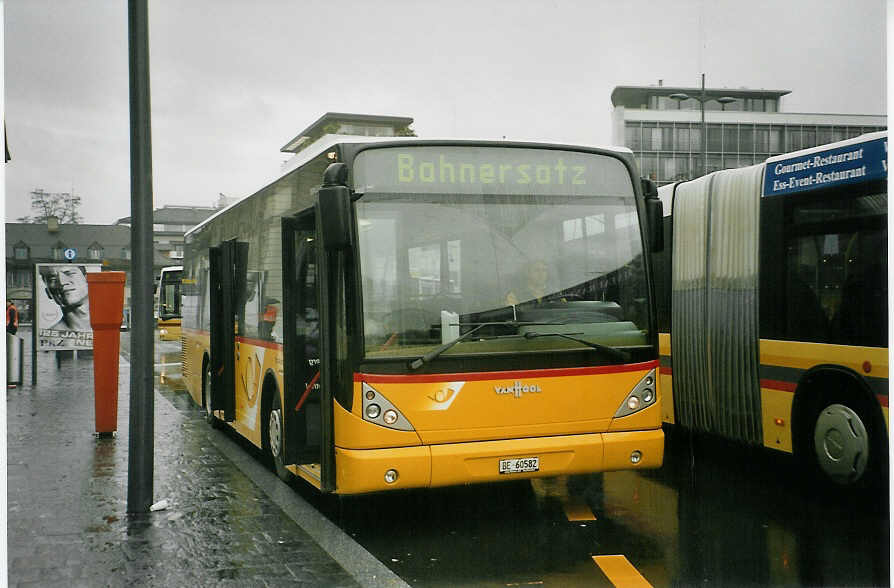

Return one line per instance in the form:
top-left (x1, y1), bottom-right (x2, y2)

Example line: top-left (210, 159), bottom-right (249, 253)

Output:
top-left (669, 73), bottom-right (736, 177)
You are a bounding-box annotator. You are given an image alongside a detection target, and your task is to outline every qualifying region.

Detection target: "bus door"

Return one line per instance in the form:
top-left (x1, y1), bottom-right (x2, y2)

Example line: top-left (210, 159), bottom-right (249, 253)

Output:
top-left (282, 214), bottom-right (325, 477)
top-left (209, 239), bottom-right (247, 422)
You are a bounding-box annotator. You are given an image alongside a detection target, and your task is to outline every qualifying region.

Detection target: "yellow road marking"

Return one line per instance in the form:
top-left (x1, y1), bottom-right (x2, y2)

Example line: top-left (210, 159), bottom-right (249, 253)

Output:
top-left (563, 499), bottom-right (596, 521)
top-left (593, 555), bottom-right (652, 587)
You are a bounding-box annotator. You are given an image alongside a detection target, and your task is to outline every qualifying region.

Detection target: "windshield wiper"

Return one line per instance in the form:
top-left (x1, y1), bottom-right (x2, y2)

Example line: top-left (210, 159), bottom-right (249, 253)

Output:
top-left (523, 331), bottom-right (631, 362)
top-left (408, 321), bottom-right (533, 371)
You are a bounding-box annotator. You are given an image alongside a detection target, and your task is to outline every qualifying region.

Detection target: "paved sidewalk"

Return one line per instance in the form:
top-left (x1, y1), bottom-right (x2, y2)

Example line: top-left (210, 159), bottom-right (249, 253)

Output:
top-left (6, 331), bottom-right (403, 587)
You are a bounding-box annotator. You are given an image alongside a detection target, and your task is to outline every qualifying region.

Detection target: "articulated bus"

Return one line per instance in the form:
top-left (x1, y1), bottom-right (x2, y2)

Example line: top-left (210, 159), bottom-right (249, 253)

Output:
top-left (181, 134), bottom-right (666, 494)
top-left (156, 265), bottom-right (183, 341)
top-left (654, 131), bottom-right (887, 489)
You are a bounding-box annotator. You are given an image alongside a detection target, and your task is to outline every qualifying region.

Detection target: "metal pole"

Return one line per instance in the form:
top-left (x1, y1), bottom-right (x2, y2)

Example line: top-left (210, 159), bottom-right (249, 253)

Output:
top-left (127, 0), bottom-right (155, 513)
top-left (31, 263), bottom-right (37, 385)
top-left (701, 73), bottom-right (707, 176)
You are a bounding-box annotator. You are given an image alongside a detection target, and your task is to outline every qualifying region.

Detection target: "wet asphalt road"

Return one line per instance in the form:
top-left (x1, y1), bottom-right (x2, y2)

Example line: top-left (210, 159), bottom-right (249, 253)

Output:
top-left (148, 334), bottom-right (889, 587)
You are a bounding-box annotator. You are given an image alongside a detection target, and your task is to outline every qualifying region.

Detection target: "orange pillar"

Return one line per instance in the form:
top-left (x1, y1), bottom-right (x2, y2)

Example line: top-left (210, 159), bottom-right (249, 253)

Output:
top-left (86, 272), bottom-right (126, 436)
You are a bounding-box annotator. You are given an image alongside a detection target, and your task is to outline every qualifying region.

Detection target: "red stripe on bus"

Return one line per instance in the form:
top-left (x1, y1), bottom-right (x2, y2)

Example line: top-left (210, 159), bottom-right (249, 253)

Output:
top-left (355, 360), bottom-right (659, 383)
top-left (760, 379), bottom-right (797, 393)
top-left (295, 371), bottom-right (320, 412)
top-left (659, 366), bottom-right (672, 375)
top-left (877, 394), bottom-right (888, 408)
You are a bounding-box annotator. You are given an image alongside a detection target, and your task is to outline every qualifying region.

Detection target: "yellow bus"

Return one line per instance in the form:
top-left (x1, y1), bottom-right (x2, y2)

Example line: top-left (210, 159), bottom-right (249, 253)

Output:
top-left (156, 265), bottom-right (182, 341)
top-left (181, 134), bottom-right (666, 494)
top-left (654, 131), bottom-right (887, 489)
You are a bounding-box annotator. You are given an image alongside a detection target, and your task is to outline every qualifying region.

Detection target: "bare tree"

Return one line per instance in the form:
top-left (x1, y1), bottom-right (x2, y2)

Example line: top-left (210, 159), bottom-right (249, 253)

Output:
top-left (16, 189), bottom-right (83, 224)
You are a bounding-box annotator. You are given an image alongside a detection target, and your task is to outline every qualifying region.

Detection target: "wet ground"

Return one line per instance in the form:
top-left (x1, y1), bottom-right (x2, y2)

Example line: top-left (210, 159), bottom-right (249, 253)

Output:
top-left (6, 329), bottom-right (399, 587)
top-left (313, 433), bottom-right (889, 587)
top-left (23, 329), bottom-right (886, 587)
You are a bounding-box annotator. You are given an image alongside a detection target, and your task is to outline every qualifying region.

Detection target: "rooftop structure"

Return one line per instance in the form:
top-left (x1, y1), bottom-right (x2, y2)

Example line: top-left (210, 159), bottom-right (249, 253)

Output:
top-left (280, 112), bottom-right (415, 154)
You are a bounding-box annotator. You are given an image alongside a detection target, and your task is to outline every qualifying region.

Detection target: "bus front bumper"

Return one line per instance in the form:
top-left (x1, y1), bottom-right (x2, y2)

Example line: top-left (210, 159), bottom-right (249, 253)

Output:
top-left (334, 429), bottom-right (664, 494)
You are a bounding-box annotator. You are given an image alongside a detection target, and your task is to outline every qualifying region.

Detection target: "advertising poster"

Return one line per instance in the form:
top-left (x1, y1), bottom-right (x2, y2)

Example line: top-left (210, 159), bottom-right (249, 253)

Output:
top-left (35, 263), bottom-right (102, 350)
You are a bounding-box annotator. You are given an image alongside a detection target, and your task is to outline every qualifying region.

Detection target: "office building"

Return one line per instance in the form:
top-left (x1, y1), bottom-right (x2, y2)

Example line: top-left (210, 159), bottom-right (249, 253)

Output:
top-left (611, 82), bottom-right (886, 185)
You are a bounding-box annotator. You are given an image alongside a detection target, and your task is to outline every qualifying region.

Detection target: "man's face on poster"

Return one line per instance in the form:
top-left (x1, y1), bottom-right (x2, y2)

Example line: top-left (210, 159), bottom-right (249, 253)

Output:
top-left (45, 266), bottom-right (88, 308)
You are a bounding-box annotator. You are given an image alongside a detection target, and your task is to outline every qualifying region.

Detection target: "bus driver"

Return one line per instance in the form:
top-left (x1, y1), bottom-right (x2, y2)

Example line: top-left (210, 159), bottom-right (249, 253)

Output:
top-left (506, 260), bottom-right (554, 306)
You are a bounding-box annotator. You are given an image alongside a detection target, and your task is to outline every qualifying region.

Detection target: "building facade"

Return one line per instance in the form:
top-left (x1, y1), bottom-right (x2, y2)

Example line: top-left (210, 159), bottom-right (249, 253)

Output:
top-left (611, 83), bottom-right (887, 185)
top-left (5, 221), bottom-right (139, 324)
top-left (115, 204), bottom-right (219, 265)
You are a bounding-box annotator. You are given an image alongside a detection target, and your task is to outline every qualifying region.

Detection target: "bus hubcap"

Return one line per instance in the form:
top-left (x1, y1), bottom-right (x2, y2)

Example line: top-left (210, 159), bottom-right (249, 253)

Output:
top-left (813, 403), bottom-right (868, 484)
top-left (269, 409), bottom-right (282, 459)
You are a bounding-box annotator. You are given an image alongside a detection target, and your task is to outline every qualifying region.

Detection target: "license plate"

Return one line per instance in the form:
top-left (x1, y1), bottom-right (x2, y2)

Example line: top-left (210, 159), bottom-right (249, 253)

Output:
top-left (499, 457), bottom-right (539, 474)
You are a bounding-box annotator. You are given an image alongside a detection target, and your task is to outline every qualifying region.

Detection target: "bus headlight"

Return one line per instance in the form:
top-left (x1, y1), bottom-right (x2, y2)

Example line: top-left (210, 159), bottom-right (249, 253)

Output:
top-left (614, 368), bottom-right (658, 418)
top-left (361, 383), bottom-right (416, 431)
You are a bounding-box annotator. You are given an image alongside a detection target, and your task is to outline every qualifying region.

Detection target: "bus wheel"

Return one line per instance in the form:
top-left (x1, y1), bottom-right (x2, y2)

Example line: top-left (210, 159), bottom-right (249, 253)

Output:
top-left (203, 364), bottom-right (220, 429)
top-left (808, 396), bottom-right (881, 489)
top-left (268, 393), bottom-right (292, 483)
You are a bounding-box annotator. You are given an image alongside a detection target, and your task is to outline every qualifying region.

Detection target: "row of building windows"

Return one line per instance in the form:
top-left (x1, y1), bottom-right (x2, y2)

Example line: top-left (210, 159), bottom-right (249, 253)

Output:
top-left (646, 95), bottom-right (779, 113)
top-left (338, 123), bottom-right (395, 136)
top-left (626, 123), bottom-right (886, 183)
top-left (626, 123), bottom-right (881, 154)
top-left (153, 223), bottom-right (192, 232)
top-left (7, 269), bottom-right (33, 288)
top-left (638, 153), bottom-right (771, 183)
top-left (10, 243), bottom-right (131, 261)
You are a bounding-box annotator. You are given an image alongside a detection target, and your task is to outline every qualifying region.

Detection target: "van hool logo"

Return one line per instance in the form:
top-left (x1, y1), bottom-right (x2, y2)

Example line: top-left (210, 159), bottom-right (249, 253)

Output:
top-left (495, 381), bottom-right (543, 398)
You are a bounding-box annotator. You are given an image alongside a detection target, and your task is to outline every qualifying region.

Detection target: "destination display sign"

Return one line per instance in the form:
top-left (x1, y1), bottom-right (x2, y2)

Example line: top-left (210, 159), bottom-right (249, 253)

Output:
top-left (352, 145), bottom-right (634, 196)
top-left (763, 136), bottom-right (887, 197)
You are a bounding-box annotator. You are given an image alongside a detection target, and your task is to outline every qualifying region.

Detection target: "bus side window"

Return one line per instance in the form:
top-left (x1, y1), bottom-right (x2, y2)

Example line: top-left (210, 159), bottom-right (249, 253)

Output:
top-left (242, 272), bottom-right (262, 339)
top-left (835, 230), bottom-right (887, 346)
top-left (297, 242), bottom-right (319, 359)
top-left (784, 255), bottom-right (829, 342)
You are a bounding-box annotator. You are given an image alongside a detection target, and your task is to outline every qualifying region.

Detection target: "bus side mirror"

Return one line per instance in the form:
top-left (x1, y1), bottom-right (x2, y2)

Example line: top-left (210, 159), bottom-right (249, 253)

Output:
top-left (641, 178), bottom-right (664, 253)
top-left (318, 163), bottom-right (351, 251)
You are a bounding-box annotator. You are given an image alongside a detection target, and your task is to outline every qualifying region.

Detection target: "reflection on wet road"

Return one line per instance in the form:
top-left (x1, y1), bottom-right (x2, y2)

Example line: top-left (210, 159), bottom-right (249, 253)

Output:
top-left (151, 340), bottom-right (889, 587)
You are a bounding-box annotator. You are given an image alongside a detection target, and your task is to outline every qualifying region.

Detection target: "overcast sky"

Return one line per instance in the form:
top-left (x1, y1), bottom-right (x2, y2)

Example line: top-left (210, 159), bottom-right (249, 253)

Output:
top-left (3, 0), bottom-right (887, 224)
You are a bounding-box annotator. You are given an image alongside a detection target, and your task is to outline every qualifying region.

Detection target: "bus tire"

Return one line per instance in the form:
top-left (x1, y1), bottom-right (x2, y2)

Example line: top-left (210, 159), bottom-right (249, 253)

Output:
top-left (202, 361), bottom-right (221, 429)
top-left (268, 392), bottom-right (292, 483)
top-left (804, 386), bottom-right (885, 491)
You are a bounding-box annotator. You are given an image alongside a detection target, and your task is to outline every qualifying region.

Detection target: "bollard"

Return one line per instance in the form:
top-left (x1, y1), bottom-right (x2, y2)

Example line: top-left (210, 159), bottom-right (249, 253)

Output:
top-left (6, 332), bottom-right (23, 387)
top-left (86, 272), bottom-right (126, 436)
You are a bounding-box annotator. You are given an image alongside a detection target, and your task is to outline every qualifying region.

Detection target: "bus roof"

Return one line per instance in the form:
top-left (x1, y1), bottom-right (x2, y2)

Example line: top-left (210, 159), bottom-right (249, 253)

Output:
top-left (186, 134), bottom-right (635, 238)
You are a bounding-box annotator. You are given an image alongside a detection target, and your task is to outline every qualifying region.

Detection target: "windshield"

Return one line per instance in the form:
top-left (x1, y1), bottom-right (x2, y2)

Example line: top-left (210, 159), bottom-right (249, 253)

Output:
top-left (158, 269), bottom-right (182, 320)
top-left (354, 146), bottom-right (649, 361)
